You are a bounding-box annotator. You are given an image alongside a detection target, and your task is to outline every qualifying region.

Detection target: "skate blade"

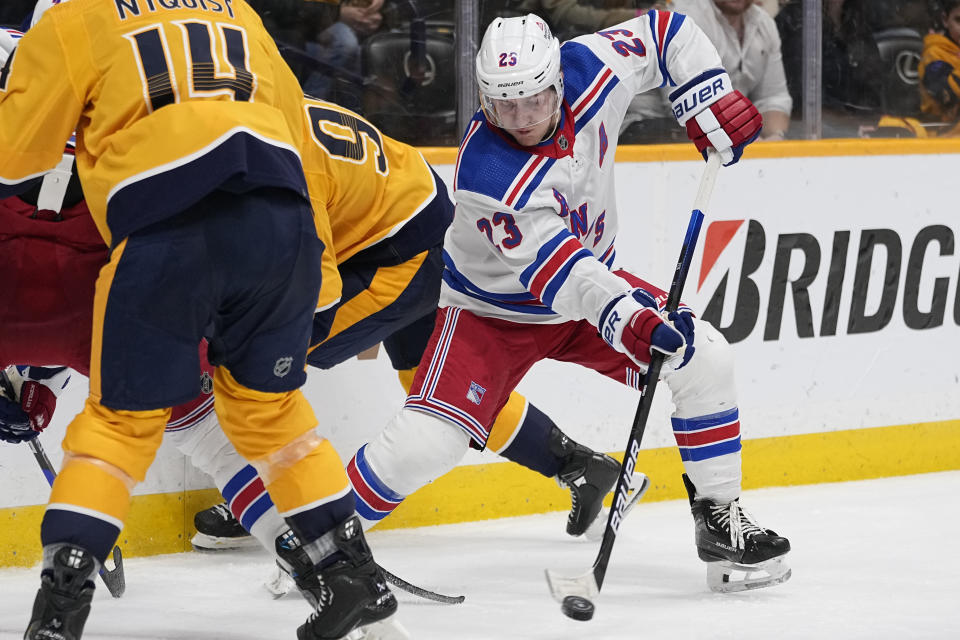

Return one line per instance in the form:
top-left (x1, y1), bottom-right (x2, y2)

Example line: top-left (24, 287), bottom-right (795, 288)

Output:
top-left (190, 532), bottom-right (260, 552)
top-left (584, 472), bottom-right (650, 542)
top-left (343, 617), bottom-right (411, 640)
top-left (707, 556), bottom-right (792, 593)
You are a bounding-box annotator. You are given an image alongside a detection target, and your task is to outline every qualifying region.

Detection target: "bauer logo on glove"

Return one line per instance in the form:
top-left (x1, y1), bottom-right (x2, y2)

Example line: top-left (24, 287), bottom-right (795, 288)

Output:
top-left (670, 69), bottom-right (763, 166)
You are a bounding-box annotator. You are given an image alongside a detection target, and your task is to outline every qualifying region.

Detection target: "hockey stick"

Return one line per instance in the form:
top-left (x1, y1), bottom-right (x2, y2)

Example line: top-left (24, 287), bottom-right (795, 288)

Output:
top-left (545, 149), bottom-right (721, 620)
top-left (380, 564), bottom-right (465, 605)
top-left (584, 472), bottom-right (651, 542)
top-left (1, 369), bottom-right (127, 598)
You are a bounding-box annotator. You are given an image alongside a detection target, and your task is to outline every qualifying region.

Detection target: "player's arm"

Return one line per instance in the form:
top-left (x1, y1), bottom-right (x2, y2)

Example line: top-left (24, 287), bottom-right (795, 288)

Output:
top-left (576, 11), bottom-right (762, 165)
top-left (0, 15), bottom-right (86, 194)
top-left (455, 191), bottom-right (695, 368)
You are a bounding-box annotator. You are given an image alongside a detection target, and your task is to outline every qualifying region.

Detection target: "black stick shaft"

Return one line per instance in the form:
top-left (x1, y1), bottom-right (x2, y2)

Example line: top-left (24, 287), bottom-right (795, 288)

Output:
top-left (590, 150), bottom-right (720, 591)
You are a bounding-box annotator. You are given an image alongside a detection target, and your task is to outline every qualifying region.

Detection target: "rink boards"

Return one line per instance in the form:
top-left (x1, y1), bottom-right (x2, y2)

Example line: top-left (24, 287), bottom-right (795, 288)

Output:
top-left (3, 138), bottom-right (959, 566)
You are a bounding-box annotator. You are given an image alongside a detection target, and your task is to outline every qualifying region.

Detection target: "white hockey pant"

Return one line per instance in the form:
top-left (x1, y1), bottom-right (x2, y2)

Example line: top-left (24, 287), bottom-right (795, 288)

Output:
top-left (352, 408), bottom-right (471, 530)
top-left (661, 317), bottom-right (742, 504)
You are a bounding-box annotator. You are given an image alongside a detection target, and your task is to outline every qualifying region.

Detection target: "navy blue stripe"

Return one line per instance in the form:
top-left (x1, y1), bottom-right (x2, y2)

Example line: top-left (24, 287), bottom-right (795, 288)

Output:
top-left (515, 157), bottom-right (556, 209)
top-left (659, 12), bottom-right (686, 87)
top-left (541, 249), bottom-right (595, 307)
top-left (679, 438), bottom-right (742, 462)
top-left (40, 509), bottom-right (121, 565)
top-left (455, 124), bottom-right (541, 203)
top-left (107, 132), bottom-right (308, 248)
top-left (574, 75), bottom-right (621, 134)
top-left (559, 41), bottom-right (608, 105)
top-left (671, 407), bottom-right (739, 432)
top-left (646, 10), bottom-right (671, 88)
top-left (222, 464), bottom-right (258, 503)
top-left (668, 68), bottom-right (726, 102)
top-left (446, 251), bottom-right (540, 302)
top-left (285, 492), bottom-right (355, 541)
top-left (354, 497), bottom-right (388, 521)
top-left (519, 231), bottom-right (571, 288)
top-left (355, 445), bottom-right (405, 502)
top-left (239, 493), bottom-right (274, 532)
top-left (20, 365), bottom-right (68, 382)
top-left (442, 270), bottom-right (556, 315)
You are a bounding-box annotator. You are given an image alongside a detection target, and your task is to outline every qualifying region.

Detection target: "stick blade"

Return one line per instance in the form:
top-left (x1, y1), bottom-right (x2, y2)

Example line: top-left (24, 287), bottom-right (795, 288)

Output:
top-left (544, 566), bottom-right (599, 604)
top-left (100, 545), bottom-right (125, 598)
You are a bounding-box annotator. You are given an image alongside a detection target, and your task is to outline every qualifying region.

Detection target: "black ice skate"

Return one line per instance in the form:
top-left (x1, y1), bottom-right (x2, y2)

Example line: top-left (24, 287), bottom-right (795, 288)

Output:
top-left (24, 544), bottom-right (98, 640)
top-left (550, 428), bottom-right (620, 537)
top-left (682, 474), bottom-right (792, 593)
top-left (275, 516), bottom-right (406, 640)
top-left (191, 502), bottom-right (257, 551)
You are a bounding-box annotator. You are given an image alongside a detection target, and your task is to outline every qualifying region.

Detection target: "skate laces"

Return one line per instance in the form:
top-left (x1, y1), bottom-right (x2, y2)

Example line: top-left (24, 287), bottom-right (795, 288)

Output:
top-left (709, 500), bottom-right (765, 550)
top-left (212, 503), bottom-right (233, 522)
top-left (305, 575), bottom-right (334, 622)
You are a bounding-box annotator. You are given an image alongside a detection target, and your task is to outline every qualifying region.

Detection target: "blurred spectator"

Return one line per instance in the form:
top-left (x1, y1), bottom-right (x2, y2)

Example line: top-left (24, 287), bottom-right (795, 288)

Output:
top-left (755, 0), bottom-right (785, 18)
top-left (303, 0), bottom-right (384, 99)
top-left (777, 0), bottom-right (885, 119)
top-left (919, 0), bottom-right (960, 135)
top-left (249, 0), bottom-right (382, 107)
top-left (624, 0), bottom-right (791, 141)
top-left (494, 1), bottom-right (656, 40)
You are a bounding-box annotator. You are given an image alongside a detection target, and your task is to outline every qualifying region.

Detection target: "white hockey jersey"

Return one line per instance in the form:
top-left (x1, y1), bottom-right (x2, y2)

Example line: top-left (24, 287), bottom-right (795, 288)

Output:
top-left (445, 10), bottom-right (725, 327)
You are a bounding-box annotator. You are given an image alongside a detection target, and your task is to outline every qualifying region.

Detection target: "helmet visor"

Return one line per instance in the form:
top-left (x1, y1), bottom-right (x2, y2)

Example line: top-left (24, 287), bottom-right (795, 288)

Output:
top-left (481, 86), bottom-right (561, 131)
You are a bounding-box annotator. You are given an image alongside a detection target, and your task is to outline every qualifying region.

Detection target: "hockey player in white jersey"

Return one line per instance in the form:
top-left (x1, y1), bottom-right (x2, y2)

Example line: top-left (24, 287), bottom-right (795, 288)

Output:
top-left (349, 11), bottom-right (791, 593)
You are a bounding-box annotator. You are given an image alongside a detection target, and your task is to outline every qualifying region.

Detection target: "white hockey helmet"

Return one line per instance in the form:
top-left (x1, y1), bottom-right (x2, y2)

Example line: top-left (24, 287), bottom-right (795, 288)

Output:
top-left (475, 14), bottom-right (564, 130)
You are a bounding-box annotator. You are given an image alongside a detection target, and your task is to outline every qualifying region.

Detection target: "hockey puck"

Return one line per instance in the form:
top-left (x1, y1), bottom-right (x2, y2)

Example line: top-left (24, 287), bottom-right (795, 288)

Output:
top-left (561, 595), bottom-right (595, 621)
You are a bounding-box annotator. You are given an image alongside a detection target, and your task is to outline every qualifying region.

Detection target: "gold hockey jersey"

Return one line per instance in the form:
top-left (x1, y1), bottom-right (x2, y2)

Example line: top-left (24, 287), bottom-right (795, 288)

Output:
top-left (301, 97), bottom-right (442, 263)
top-left (0, 0), bottom-right (309, 248)
top-left (300, 97), bottom-right (451, 310)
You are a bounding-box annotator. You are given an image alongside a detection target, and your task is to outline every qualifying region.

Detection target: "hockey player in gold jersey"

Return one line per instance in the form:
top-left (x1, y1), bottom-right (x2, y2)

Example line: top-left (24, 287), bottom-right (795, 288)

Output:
top-left (0, 1), bottom-right (395, 639)
top-left (185, 99), bottom-right (621, 561)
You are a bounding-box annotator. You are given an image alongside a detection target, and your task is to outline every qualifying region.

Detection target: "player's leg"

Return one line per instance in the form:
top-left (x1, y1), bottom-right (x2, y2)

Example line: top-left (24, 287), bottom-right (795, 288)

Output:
top-left (383, 298), bottom-right (617, 538)
top-left (26, 223), bottom-right (211, 639)
top-left (485, 396), bottom-right (619, 537)
top-left (348, 308), bottom-right (537, 530)
top-left (558, 270), bottom-right (791, 591)
top-left (665, 319), bottom-right (790, 591)
top-left (186, 249), bottom-right (445, 559)
top-left (207, 188), bottom-right (397, 637)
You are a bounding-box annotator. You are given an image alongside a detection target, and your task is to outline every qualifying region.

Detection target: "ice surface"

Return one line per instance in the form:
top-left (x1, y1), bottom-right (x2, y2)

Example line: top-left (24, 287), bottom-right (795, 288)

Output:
top-left (2, 472), bottom-right (958, 639)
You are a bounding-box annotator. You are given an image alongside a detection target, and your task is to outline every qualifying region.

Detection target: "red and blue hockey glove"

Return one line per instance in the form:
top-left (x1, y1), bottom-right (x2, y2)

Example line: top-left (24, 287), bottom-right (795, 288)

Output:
top-left (0, 395), bottom-right (35, 443)
top-left (670, 70), bottom-right (762, 166)
top-left (0, 367), bottom-right (63, 443)
top-left (685, 91), bottom-right (762, 166)
top-left (20, 379), bottom-right (57, 432)
top-left (599, 289), bottom-right (694, 370)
